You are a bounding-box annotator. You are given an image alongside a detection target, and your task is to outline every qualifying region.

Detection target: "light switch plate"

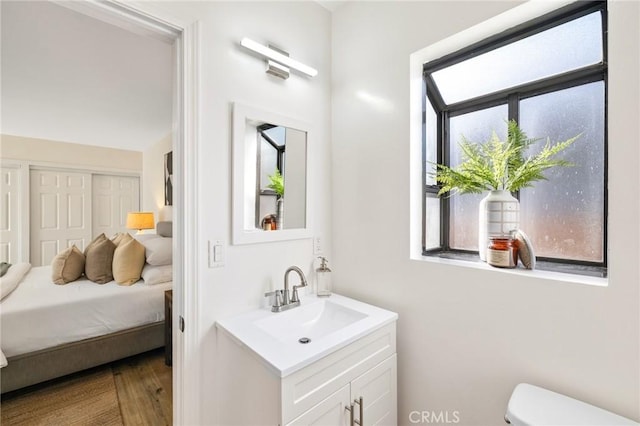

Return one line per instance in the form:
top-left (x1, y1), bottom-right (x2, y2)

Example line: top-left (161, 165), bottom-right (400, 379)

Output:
top-left (313, 236), bottom-right (323, 255)
top-left (209, 240), bottom-right (225, 268)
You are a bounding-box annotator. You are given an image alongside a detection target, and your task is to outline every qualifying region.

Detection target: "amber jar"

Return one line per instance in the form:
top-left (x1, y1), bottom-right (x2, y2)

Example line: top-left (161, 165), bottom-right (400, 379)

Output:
top-left (487, 234), bottom-right (519, 268)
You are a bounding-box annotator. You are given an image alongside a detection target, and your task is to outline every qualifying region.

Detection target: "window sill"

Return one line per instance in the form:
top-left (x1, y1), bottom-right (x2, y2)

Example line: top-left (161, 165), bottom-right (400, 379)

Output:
top-left (415, 251), bottom-right (608, 287)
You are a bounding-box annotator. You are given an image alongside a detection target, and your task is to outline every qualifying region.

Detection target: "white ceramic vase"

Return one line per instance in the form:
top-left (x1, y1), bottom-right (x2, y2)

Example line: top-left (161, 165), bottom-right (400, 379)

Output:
top-left (276, 198), bottom-right (284, 230)
top-left (478, 190), bottom-right (520, 261)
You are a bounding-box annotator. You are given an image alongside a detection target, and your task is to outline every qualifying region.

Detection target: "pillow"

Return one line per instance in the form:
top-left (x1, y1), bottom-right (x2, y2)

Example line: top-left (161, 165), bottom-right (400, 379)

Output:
top-left (85, 235), bottom-right (116, 284)
top-left (51, 245), bottom-right (85, 285)
top-left (112, 232), bottom-right (128, 247)
top-left (112, 233), bottom-right (145, 286)
top-left (84, 233), bottom-right (106, 256)
top-left (143, 237), bottom-right (172, 266)
top-left (0, 262), bottom-right (11, 278)
top-left (141, 264), bottom-right (173, 285)
top-left (134, 233), bottom-right (161, 243)
top-left (157, 221), bottom-right (172, 237)
top-left (0, 262), bottom-right (31, 301)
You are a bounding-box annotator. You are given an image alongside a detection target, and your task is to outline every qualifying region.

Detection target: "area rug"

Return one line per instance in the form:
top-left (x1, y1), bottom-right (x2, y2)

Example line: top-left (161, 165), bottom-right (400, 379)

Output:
top-left (1, 367), bottom-right (123, 425)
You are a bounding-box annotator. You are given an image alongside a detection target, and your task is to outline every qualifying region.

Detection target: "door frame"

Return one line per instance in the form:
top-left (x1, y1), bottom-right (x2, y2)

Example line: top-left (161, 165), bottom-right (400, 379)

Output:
top-left (51, 2), bottom-right (202, 424)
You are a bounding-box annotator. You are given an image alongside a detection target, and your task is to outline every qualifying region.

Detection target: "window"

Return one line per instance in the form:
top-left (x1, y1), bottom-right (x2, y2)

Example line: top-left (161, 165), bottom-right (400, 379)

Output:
top-left (422, 2), bottom-right (607, 276)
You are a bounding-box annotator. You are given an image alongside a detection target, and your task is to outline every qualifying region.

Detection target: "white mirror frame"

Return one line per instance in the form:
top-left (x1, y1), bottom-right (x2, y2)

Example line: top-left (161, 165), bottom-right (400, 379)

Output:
top-left (232, 102), bottom-right (313, 245)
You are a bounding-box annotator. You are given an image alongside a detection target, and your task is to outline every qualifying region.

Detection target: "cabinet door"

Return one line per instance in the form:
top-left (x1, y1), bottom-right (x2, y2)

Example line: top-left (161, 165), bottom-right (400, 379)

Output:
top-left (286, 383), bottom-right (350, 426)
top-left (350, 354), bottom-right (397, 426)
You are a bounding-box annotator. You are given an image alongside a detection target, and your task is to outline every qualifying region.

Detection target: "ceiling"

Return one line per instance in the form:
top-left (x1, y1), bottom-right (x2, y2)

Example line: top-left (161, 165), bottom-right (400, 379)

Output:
top-left (315, 1), bottom-right (348, 12)
top-left (1, 1), bottom-right (173, 152)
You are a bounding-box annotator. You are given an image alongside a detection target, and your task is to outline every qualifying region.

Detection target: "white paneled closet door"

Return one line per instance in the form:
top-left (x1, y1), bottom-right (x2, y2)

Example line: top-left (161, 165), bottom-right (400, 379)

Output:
top-left (92, 175), bottom-right (140, 239)
top-left (30, 169), bottom-right (92, 266)
top-left (0, 166), bottom-right (22, 263)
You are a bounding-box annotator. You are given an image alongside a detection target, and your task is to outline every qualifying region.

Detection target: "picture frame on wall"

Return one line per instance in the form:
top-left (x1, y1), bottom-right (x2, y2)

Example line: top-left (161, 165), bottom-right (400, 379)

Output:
top-left (165, 151), bottom-right (173, 206)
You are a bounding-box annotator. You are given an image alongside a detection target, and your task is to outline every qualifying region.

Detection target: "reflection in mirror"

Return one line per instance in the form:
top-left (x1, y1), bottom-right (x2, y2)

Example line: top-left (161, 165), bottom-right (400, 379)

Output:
top-left (232, 103), bottom-right (312, 245)
top-left (256, 124), bottom-right (307, 231)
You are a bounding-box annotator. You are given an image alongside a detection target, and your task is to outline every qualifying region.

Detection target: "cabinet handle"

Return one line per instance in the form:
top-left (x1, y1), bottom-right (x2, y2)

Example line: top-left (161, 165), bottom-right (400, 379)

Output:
top-left (346, 402), bottom-right (355, 426)
top-left (346, 396), bottom-right (364, 426)
top-left (354, 396), bottom-right (363, 426)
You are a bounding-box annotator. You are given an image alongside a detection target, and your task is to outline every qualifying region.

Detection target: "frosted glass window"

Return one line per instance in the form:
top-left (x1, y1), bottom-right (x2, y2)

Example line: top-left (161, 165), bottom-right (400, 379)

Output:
top-left (424, 195), bottom-right (440, 250)
top-left (449, 105), bottom-right (508, 250)
top-left (519, 82), bottom-right (605, 262)
top-left (259, 126), bottom-right (285, 191)
top-left (263, 126), bottom-right (285, 146)
top-left (432, 11), bottom-right (603, 104)
top-left (425, 99), bottom-right (437, 185)
top-left (421, 2), bottom-right (606, 270)
top-left (259, 137), bottom-right (278, 191)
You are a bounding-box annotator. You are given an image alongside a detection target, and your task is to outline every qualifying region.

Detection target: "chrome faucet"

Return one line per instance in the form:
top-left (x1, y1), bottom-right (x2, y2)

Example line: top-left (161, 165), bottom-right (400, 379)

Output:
top-left (265, 266), bottom-right (308, 312)
top-left (286, 266), bottom-right (308, 304)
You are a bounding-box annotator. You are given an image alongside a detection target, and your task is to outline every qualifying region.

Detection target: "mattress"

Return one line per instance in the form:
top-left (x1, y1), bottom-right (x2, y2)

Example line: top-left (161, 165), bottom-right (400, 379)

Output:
top-left (0, 265), bottom-right (172, 357)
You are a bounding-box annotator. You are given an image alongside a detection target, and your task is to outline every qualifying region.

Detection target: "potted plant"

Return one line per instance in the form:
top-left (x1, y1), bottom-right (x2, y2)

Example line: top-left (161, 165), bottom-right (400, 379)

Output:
top-left (433, 120), bottom-right (580, 260)
top-left (267, 169), bottom-right (284, 198)
top-left (267, 169), bottom-right (284, 229)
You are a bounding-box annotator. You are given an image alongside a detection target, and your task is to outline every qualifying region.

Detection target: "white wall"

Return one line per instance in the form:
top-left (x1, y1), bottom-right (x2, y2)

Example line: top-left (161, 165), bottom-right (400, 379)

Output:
top-left (138, 1), bottom-right (332, 423)
top-left (332, 1), bottom-right (639, 425)
top-left (142, 132), bottom-right (172, 223)
top-left (0, 134), bottom-right (142, 171)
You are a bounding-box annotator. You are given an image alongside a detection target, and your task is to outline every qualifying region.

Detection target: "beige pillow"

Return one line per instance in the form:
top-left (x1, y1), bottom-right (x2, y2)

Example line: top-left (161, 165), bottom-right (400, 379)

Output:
top-left (51, 246), bottom-right (85, 285)
top-left (84, 233), bottom-right (106, 257)
top-left (112, 233), bottom-right (145, 285)
top-left (85, 236), bottom-right (116, 284)
top-left (112, 233), bottom-right (127, 247)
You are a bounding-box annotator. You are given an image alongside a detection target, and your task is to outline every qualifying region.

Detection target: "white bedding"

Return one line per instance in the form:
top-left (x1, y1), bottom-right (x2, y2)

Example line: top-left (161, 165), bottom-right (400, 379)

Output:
top-left (0, 265), bottom-right (172, 358)
top-left (1, 263), bottom-right (32, 301)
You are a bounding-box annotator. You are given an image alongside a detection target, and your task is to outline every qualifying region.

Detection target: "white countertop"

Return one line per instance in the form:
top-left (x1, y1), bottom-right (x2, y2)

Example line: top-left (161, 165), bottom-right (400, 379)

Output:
top-left (215, 293), bottom-right (398, 377)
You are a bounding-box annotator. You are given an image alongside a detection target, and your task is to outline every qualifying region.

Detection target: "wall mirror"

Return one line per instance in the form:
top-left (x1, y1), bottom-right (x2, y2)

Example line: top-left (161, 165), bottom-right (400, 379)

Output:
top-left (232, 103), bottom-right (312, 244)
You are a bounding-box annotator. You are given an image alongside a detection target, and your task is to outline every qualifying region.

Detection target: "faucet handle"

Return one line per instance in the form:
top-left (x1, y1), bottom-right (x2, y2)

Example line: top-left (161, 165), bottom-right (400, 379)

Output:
top-left (291, 280), bottom-right (308, 303)
top-left (265, 290), bottom-right (283, 308)
top-left (291, 287), bottom-right (300, 303)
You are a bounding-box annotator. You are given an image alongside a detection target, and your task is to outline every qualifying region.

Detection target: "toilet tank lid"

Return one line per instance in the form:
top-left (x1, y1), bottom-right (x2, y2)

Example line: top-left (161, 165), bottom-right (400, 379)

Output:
top-left (506, 383), bottom-right (638, 426)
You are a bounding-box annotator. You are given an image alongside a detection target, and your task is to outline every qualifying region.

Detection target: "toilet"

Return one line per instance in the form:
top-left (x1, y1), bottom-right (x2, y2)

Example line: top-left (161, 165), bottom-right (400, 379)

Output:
top-left (505, 383), bottom-right (639, 425)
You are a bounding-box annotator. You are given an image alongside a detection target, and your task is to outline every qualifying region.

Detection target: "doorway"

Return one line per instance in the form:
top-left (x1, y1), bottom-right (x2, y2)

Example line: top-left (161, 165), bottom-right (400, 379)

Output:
top-left (44, 2), bottom-right (200, 424)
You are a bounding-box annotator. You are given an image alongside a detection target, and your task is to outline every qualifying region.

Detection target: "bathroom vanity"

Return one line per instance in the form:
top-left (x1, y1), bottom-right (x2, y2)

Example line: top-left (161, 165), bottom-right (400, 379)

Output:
top-left (216, 294), bottom-right (398, 425)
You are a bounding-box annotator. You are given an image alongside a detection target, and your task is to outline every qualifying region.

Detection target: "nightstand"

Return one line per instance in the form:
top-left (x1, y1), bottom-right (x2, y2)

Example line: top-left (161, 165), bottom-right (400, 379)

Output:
top-left (165, 289), bottom-right (172, 366)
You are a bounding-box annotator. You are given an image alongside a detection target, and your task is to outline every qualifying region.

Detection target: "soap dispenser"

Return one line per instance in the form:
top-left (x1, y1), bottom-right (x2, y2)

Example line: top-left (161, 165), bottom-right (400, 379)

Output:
top-left (316, 256), bottom-right (332, 297)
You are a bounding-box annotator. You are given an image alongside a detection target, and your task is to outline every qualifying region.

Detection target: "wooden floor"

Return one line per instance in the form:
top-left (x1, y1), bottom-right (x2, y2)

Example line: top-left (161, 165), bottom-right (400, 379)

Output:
top-left (1, 348), bottom-right (172, 426)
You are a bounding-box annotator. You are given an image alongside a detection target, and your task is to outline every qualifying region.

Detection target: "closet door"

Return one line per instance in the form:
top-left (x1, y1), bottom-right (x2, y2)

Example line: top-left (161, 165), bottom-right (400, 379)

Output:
top-left (0, 165), bottom-right (22, 263)
top-left (30, 169), bottom-right (92, 266)
top-left (92, 175), bottom-right (140, 239)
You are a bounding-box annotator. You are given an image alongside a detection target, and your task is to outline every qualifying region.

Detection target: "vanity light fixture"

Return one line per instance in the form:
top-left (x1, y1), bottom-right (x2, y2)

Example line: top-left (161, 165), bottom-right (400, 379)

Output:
top-left (240, 37), bottom-right (318, 79)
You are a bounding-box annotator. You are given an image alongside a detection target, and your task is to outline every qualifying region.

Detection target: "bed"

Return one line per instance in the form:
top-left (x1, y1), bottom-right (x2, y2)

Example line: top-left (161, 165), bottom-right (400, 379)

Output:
top-left (0, 224), bottom-right (173, 394)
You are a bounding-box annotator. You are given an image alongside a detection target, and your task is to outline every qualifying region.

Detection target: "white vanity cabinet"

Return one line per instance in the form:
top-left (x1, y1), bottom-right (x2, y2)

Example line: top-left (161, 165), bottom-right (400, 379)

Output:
top-left (217, 321), bottom-right (397, 426)
top-left (285, 384), bottom-right (350, 425)
top-left (287, 353), bottom-right (397, 425)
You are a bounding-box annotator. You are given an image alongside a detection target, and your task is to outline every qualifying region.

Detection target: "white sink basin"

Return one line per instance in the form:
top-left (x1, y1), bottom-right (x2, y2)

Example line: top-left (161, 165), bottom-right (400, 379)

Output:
top-left (216, 293), bottom-right (398, 377)
top-left (254, 299), bottom-right (368, 344)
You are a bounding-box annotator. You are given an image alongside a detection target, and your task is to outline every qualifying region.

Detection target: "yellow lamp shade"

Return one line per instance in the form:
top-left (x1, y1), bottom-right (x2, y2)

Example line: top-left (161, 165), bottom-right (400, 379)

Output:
top-left (126, 212), bottom-right (155, 233)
